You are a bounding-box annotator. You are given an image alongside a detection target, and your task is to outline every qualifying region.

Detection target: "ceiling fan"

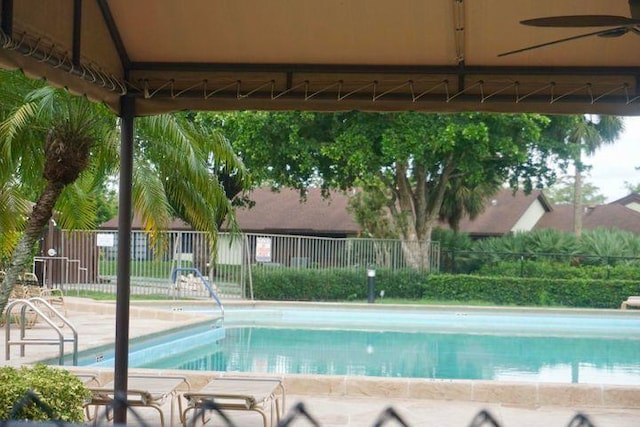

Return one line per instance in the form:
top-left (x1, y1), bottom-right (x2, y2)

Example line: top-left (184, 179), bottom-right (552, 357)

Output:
top-left (498, 0), bottom-right (640, 57)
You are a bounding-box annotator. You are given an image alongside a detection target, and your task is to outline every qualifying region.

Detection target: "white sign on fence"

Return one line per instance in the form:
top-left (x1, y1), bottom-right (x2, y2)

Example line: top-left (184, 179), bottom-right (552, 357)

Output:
top-left (217, 234), bottom-right (243, 265)
top-left (96, 233), bottom-right (115, 247)
top-left (255, 237), bottom-right (272, 263)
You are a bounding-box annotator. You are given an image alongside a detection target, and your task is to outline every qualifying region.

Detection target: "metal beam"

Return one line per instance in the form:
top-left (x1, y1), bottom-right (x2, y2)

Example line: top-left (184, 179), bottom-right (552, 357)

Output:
top-left (95, 0), bottom-right (131, 72)
top-left (128, 61), bottom-right (640, 77)
top-left (1, 0), bottom-right (13, 36)
top-left (72, 0), bottom-right (82, 67)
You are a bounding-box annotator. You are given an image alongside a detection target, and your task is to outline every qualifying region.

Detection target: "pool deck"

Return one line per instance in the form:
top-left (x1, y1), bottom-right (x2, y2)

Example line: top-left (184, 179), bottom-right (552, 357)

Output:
top-left (2, 297), bottom-right (640, 427)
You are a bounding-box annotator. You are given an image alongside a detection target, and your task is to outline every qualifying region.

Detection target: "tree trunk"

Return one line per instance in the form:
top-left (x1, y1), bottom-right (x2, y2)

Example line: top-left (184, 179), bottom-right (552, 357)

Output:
top-left (573, 162), bottom-right (583, 239)
top-left (0, 181), bottom-right (65, 315)
top-left (392, 157), bottom-right (454, 271)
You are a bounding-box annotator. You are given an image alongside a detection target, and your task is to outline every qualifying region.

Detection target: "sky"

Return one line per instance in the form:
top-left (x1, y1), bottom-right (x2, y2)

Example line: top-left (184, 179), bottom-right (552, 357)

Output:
top-left (574, 116), bottom-right (640, 203)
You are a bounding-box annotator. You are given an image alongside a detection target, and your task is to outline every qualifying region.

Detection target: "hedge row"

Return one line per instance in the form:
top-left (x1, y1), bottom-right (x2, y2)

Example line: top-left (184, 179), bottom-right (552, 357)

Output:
top-left (476, 261), bottom-right (640, 280)
top-left (251, 267), bottom-right (640, 309)
top-left (251, 267), bottom-right (424, 301)
top-left (424, 275), bottom-right (639, 308)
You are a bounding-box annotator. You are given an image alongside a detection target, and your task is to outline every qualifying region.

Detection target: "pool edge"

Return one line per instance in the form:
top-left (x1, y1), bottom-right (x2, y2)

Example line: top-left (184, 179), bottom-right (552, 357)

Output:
top-left (62, 366), bottom-right (640, 409)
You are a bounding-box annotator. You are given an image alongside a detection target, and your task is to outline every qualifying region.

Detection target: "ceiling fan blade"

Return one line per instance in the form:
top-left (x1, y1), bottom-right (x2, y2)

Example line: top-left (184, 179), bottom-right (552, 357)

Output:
top-left (498, 27), bottom-right (627, 57)
top-left (598, 27), bottom-right (631, 37)
top-left (521, 15), bottom-right (640, 27)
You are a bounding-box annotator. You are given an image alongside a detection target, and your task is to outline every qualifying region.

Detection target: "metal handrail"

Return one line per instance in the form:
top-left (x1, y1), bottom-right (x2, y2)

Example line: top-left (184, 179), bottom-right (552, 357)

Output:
top-left (171, 267), bottom-right (224, 317)
top-left (4, 297), bottom-right (78, 365)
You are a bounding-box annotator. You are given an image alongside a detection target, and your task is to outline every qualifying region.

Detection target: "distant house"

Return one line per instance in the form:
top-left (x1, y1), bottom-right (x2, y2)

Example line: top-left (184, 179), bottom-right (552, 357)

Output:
top-left (100, 187), bottom-right (360, 237)
top-left (234, 187), bottom-right (359, 238)
top-left (231, 188), bottom-right (640, 238)
top-left (534, 194), bottom-right (640, 235)
top-left (99, 188), bottom-right (640, 238)
top-left (453, 189), bottom-right (552, 238)
top-left (447, 190), bottom-right (640, 237)
top-left (608, 193), bottom-right (640, 214)
top-left (234, 187), bottom-right (557, 239)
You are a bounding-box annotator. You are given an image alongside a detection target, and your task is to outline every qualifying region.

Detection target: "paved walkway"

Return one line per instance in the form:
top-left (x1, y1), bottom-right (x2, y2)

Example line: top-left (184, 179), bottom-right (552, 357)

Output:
top-left (1, 298), bottom-right (639, 426)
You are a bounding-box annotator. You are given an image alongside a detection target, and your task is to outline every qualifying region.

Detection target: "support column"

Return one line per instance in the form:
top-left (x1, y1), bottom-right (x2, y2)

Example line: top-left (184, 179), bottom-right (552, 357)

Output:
top-left (113, 95), bottom-right (135, 425)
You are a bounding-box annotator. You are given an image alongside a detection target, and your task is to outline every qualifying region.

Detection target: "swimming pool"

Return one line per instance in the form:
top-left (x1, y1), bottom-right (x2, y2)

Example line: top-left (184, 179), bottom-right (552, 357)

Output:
top-left (74, 305), bottom-right (640, 385)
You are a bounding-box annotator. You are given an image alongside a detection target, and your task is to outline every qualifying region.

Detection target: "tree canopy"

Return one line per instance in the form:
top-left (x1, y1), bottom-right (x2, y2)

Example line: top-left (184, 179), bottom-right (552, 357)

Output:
top-left (199, 111), bottom-right (576, 267)
top-left (544, 176), bottom-right (606, 205)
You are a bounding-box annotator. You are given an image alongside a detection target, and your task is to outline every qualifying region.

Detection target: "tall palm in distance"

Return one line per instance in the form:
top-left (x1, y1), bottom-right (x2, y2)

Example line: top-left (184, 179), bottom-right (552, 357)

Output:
top-left (0, 70), bottom-right (247, 315)
top-left (568, 115), bottom-right (624, 238)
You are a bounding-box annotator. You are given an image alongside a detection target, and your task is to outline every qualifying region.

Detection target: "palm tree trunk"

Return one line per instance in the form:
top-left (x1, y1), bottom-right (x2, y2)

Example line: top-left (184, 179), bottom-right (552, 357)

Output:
top-left (573, 162), bottom-right (583, 239)
top-left (0, 181), bottom-right (65, 314)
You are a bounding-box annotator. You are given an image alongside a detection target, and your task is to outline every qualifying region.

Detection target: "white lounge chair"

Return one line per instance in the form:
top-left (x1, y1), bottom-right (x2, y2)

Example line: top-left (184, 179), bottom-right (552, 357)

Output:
top-left (181, 377), bottom-right (285, 427)
top-left (621, 296), bottom-right (640, 310)
top-left (85, 374), bottom-right (190, 427)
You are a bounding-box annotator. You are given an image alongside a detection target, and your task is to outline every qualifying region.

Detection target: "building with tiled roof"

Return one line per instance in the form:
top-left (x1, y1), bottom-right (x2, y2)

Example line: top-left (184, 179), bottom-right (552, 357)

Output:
top-left (534, 200), bottom-right (640, 234)
top-left (454, 189), bottom-right (552, 238)
top-left (100, 187), bottom-right (360, 237)
top-left (609, 194), bottom-right (640, 214)
top-left (100, 188), bottom-right (640, 237)
top-left (234, 187), bottom-right (359, 237)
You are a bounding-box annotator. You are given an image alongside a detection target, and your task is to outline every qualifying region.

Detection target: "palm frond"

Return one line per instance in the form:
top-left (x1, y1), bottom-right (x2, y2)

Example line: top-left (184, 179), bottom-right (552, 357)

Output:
top-left (0, 180), bottom-right (30, 232)
top-left (55, 181), bottom-right (99, 229)
top-left (132, 160), bottom-right (172, 243)
top-left (0, 101), bottom-right (40, 154)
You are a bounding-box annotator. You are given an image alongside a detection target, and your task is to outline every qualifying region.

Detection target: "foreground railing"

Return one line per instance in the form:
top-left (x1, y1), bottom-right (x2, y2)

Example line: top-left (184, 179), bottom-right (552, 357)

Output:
top-left (0, 392), bottom-right (599, 427)
top-left (4, 298), bottom-right (78, 366)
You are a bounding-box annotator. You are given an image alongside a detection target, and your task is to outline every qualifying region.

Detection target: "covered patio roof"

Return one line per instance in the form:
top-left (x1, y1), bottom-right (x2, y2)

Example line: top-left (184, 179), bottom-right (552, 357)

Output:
top-left (2, 1), bottom-right (638, 423)
top-left (0, 0), bottom-right (638, 116)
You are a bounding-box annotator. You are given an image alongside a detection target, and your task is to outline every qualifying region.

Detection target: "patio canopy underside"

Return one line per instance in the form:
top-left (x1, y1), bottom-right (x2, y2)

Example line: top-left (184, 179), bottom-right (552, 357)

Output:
top-left (0, 0), bottom-right (638, 116)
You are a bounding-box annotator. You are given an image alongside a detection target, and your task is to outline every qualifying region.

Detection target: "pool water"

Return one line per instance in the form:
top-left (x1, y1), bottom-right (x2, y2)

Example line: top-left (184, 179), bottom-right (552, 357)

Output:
top-left (77, 306), bottom-right (640, 385)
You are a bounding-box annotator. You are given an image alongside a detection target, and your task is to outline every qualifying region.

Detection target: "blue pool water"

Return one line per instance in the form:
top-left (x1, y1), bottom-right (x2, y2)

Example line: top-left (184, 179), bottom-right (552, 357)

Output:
top-left (74, 306), bottom-right (640, 384)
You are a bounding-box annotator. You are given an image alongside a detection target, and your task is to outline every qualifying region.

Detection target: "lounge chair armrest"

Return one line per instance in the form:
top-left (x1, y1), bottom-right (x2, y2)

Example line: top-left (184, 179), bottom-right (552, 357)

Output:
top-left (183, 393), bottom-right (257, 409)
top-left (40, 288), bottom-right (64, 298)
top-left (88, 387), bottom-right (155, 405)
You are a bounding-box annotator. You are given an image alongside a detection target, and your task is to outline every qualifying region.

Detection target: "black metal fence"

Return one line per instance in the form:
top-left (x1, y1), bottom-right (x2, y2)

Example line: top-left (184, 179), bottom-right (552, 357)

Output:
top-left (0, 391), bottom-right (600, 427)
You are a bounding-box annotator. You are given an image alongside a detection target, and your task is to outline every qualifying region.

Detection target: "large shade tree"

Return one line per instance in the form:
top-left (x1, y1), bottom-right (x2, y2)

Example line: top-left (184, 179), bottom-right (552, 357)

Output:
top-left (0, 71), bottom-right (247, 315)
top-left (200, 111), bottom-right (573, 268)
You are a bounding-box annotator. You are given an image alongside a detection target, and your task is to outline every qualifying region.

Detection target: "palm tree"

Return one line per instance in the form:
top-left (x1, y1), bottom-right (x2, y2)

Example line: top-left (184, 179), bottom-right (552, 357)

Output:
top-left (438, 177), bottom-right (503, 233)
top-left (0, 70), bottom-right (247, 315)
top-left (568, 115), bottom-right (624, 238)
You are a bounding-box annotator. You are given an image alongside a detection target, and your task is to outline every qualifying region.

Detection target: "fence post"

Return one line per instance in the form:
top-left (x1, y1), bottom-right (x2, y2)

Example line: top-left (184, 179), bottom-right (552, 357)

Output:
top-left (451, 248), bottom-right (456, 274)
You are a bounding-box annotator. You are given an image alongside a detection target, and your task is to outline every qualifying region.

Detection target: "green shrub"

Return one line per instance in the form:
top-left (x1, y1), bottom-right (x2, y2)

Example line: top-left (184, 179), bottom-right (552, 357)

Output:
top-left (476, 261), bottom-right (640, 280)
top-left (578, 229), bottom-right (640, 263)
top-left (461, 228), bottom-right (640, 273)
top-left (424, 274), bottom-right (640, 308)
top-left (251, 267), bottom-right (639, 309)
top-left (0, 364), bottom-right (90, 422)
top-left (252, 267), bottom-right (427, 301)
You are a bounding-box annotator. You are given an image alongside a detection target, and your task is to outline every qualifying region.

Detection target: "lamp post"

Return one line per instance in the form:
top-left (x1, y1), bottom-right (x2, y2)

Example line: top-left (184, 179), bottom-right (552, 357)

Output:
top-left (367, 267), bottom-right (376, 303)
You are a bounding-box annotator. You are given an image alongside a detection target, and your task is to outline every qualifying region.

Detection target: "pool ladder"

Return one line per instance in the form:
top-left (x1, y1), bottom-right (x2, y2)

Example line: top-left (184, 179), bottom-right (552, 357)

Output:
top-left (171, 267), bottom-right (224, 318)
top-left (4, 297), bottom-right (78, 365)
